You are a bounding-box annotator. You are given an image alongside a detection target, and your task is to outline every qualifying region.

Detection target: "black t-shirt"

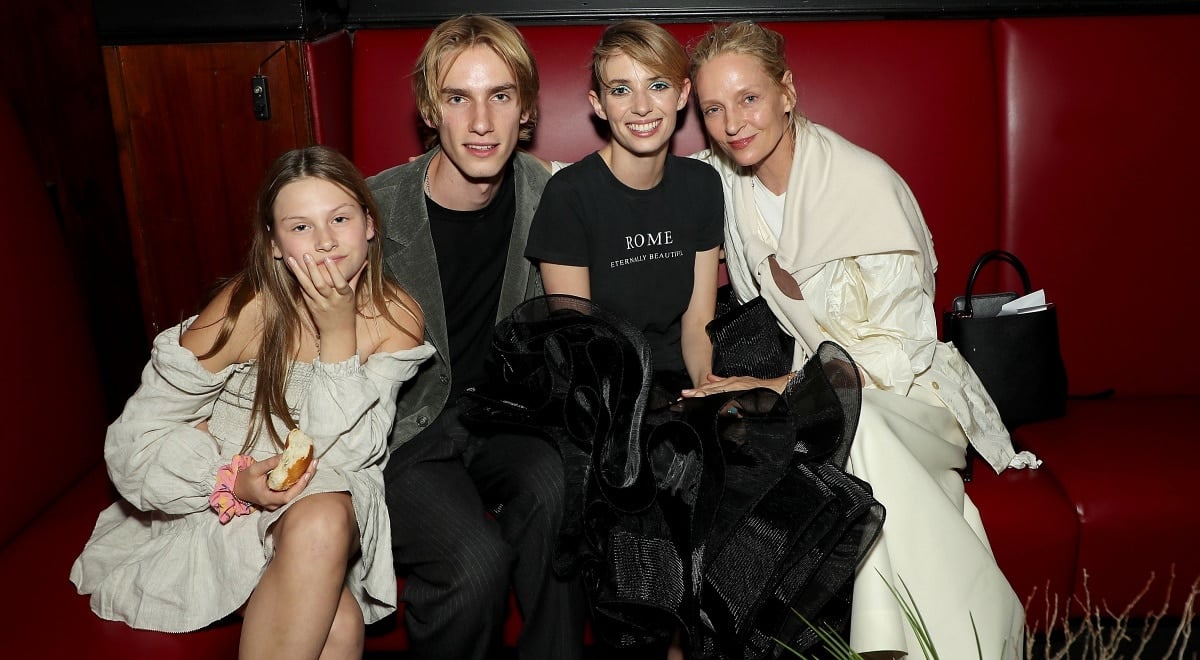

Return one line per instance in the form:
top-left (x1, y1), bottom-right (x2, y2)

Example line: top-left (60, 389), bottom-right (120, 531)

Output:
top-left (526, 152), bottom-right (724, 373)
top-left (428, 162), bottom-right (516, 401)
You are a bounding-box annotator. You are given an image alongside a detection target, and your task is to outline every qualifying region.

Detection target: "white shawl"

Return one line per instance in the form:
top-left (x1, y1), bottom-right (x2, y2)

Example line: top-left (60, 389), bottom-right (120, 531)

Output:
top-left (700, 123), bottom-right (1028, 473)
top-left (725, 122), bottom-right (937, 356)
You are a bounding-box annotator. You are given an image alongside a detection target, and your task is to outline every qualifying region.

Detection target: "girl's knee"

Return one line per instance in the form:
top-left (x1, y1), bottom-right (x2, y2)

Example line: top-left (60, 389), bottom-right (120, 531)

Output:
top-left (275, 493), bottom-right (358, 559)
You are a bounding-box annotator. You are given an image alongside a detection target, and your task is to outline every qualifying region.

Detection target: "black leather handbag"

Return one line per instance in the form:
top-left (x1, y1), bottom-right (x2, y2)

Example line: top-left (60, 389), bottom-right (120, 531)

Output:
top-left (943, 250), bottom-right (1068, 429)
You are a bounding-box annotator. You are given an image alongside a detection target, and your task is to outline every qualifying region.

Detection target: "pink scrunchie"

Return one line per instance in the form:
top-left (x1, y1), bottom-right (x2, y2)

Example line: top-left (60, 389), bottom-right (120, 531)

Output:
top-left (209, 454), bottom-right (256, 524)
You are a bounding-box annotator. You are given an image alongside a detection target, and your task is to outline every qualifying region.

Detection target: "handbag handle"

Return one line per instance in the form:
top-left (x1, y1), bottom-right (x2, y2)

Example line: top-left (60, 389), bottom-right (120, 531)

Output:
top-left (959, 250), bottom-right (1033, 317)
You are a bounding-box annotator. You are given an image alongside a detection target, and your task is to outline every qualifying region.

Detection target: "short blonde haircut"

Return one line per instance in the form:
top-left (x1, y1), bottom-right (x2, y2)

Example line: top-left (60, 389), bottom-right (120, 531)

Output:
top-left (592, 20), bottom-right (690, 94)
top-left (413, 15), bottom-right (540, 147)
top-left (689, 21), bottom-right (804, 135)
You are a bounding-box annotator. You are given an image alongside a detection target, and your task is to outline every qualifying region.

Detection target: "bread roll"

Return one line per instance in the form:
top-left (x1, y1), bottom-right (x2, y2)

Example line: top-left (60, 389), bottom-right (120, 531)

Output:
top-left (267, 428), bottom-right (314, 491)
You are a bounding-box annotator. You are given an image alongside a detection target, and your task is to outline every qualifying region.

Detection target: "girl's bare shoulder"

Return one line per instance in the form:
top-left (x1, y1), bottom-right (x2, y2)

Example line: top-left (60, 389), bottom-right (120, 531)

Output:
top-left (180, 284), bottom-right (263, 370)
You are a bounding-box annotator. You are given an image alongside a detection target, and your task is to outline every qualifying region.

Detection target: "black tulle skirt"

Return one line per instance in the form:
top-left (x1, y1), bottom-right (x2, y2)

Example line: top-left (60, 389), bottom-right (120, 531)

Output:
top-left (460, 295), bottom-right (883, 659)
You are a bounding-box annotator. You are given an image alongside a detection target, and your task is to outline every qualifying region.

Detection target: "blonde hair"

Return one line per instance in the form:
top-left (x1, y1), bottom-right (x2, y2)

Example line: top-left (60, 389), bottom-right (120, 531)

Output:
top-left (200, 145), bottom-right (419, 454)
top-left (690, 20), bottom-right (804, 136)
top-left (591, 19), bottom-right (690, 93)
top-left (413, 15), bottom-right (540, 148)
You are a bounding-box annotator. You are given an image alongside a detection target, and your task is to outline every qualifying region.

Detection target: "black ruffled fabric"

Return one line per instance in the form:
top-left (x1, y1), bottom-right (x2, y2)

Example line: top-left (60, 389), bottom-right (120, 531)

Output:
top-left (460, 295), bottom-right (883, 659)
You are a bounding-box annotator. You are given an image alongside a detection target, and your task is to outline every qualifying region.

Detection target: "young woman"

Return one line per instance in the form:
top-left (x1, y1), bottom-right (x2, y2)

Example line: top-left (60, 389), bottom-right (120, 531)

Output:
top-left (525, 19), bottom-right (723, 394)
top-left (490, 21), bottom-right (881, 660)
top-left (71, 145), bottom-right (433, 659)
top-left (685, 21), bottom-right (1031, 660)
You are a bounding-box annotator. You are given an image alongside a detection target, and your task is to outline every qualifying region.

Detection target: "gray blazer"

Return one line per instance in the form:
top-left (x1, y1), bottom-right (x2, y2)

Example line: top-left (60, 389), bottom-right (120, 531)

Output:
top-left (368, 148), bottom-right (550, 452)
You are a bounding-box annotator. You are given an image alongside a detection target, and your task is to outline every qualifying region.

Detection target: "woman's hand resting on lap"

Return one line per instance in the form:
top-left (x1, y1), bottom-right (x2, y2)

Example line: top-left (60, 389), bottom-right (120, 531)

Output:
top-left (681, 372), bottom-right (792, 397)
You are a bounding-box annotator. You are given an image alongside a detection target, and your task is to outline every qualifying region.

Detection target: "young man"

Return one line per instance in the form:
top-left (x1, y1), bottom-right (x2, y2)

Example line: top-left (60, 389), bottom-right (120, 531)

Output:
top-left (368, 15), bottom-right (583, 660)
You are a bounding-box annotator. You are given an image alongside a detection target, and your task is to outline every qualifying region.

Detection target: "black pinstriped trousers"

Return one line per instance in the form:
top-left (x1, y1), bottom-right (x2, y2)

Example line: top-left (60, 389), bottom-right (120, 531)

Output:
top-left (384, 405), bottom-right (586, 660)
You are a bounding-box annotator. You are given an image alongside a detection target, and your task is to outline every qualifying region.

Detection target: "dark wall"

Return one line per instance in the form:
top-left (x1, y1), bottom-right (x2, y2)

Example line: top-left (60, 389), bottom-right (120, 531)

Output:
top-left (93, 0), bottom-right (347, 44)
top-left (88, 0), bottom-right (1200, 42)
top-left (0, 0), bottom-right (146, 417)
top-left (345, 0), bottom-right (1200, 25)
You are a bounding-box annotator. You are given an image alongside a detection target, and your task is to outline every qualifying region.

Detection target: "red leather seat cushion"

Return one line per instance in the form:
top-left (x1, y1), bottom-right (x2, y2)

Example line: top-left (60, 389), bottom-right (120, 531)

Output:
top-left (1014, 397), bottom-right (1200, 615)
top-left (0, 465), bottom-right (520, 656)
top-left (966, 461), bottom-right (1078, 627)
top-left (0, 468), bottom-right (243, 658)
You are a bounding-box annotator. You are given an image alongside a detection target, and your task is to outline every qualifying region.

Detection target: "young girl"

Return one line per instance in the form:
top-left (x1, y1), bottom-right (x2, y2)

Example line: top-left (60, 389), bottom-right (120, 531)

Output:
top-left (70, 145), bottom-right (432, 659)
top-left (525, 19), bottom-right (723, 394)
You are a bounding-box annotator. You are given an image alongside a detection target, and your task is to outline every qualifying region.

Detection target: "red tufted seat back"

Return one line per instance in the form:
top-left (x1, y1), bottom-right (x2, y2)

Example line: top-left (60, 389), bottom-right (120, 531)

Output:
top-left (997, 15), bottom-right (1200, 396)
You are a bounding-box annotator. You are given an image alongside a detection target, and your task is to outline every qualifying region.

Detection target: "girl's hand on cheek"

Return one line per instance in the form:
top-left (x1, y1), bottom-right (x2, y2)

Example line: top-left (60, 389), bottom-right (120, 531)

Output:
top-left (286, 254), bottom-right (358, 337)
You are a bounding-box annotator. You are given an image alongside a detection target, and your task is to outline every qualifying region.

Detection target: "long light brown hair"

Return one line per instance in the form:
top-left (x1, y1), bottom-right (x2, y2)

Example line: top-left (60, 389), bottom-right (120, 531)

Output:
top-left (199, 145), bottom-right (419, 453)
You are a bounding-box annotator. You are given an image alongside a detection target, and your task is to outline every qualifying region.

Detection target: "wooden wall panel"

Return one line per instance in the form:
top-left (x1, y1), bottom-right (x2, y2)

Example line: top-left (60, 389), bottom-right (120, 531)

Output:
top-left (104, 41), bottom-right (313, 336)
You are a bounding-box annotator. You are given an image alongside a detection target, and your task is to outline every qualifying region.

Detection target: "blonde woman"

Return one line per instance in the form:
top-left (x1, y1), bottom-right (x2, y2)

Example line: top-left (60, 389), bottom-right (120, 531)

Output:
top-left (685, 21), bottom-right (1030, 660)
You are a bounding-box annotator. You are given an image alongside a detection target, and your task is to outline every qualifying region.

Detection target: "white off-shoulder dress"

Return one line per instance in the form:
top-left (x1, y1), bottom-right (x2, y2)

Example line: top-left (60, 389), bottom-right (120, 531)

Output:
top-left (70, 318), bottom-right (434, 633)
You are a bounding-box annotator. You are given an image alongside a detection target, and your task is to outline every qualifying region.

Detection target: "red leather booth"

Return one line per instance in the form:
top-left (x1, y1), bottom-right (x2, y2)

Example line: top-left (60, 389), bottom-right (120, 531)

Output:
top-left (337, 14), bottom-right (1200, 637)
top-left (2, 12), bottom-right (1197, 658)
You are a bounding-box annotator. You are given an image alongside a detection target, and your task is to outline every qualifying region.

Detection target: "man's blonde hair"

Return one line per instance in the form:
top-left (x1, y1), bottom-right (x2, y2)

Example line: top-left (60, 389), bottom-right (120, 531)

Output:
top-left (413, 15), bottom-right (540, 148)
